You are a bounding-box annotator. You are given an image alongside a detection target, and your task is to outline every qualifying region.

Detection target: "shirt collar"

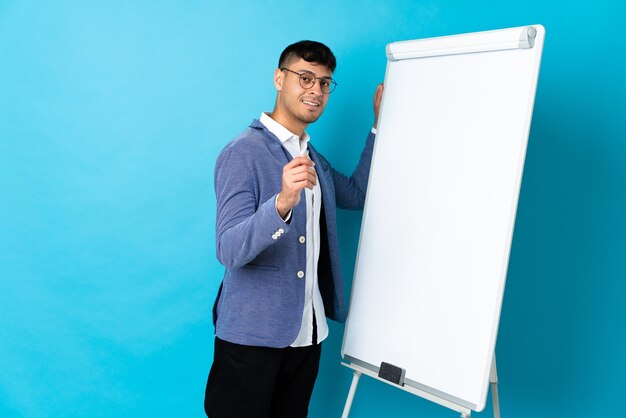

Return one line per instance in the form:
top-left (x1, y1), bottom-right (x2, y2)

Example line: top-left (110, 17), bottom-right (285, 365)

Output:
top-left (260, 112), bottom-right (310, 144)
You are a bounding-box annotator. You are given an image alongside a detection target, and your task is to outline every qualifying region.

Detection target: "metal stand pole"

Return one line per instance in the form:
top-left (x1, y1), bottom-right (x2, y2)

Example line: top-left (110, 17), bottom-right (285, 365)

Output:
top-left (490, 354), bottom-right (500, 418)
top-left (341, 370), bottom-right (362, 418)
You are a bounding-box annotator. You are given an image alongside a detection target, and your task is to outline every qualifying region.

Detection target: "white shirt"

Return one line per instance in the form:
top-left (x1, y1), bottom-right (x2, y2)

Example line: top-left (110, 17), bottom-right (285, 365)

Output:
top-left (259, 112), bottom-right (329, 347)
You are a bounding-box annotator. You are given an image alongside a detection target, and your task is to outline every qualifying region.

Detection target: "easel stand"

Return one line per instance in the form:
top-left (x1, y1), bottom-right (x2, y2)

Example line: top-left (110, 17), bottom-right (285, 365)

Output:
top-left (341, 355), bottom-right (500, 418)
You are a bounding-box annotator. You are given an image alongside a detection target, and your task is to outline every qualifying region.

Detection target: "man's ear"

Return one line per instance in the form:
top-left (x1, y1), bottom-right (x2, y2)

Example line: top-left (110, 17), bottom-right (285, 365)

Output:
top-left (274, 68), bottom-right (284, 92)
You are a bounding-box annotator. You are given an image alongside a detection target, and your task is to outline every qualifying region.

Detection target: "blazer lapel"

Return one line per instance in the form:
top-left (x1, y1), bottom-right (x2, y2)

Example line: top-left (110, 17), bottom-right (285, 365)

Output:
top-left (307, 143), bottom-right (333, 207)
top-left (249, 119), bottom-right (292, 164)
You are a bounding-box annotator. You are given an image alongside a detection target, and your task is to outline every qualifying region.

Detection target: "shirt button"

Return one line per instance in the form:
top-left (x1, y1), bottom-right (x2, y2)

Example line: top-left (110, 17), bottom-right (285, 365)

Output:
top-left (299, 236), bottom-right (306, 244)
top-left (278, 228), bottom-right (285, 234)
top-left (272, 234), bottom-right (278, 240)
top-left (297, 271), bottom-right (305, 279)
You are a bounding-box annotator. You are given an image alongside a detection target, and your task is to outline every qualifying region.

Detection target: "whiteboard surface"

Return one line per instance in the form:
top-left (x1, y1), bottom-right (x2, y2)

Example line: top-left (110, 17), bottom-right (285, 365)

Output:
top-left (341, 26), bottom-right (544, 412)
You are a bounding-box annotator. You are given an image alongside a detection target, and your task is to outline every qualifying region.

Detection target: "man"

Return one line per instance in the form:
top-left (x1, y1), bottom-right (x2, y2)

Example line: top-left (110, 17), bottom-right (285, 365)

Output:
top-left (205, 40), bottom-right (383, 418)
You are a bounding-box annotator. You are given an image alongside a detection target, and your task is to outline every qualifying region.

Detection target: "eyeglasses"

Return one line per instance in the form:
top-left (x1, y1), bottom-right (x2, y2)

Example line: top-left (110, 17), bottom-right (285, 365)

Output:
top-left (280, 67), bottom-right (338, 94)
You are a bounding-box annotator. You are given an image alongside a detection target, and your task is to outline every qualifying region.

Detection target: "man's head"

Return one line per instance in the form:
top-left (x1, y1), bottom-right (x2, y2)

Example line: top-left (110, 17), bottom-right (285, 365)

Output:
top-left (271, 41), bottom-right (337, 136)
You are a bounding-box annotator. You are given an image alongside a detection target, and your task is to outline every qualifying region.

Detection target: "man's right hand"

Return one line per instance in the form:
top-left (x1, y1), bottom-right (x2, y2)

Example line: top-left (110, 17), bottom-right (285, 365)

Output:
top-left (276, 156), bottom-right (317, 218)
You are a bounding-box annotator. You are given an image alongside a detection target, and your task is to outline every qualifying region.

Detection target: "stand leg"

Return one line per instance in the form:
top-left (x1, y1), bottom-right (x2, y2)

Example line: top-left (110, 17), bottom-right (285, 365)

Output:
top-left (491, 382), bottom-right (500, 418)
top-left (461, 413), bottom-right (471, 418)
top-left (490, 354), bottom-right (500, 418)
top-left (341, 371), bottom-right (362, 418)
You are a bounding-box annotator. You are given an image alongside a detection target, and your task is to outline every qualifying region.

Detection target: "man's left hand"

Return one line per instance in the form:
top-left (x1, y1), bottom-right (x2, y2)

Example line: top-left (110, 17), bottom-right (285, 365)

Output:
top-left (373, 83), bottom-right (384, 129)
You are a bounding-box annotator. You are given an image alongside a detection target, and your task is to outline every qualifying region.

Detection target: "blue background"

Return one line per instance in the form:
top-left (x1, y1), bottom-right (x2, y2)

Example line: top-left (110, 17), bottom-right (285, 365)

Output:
top-left (1, 1), bottom-right (625, 417)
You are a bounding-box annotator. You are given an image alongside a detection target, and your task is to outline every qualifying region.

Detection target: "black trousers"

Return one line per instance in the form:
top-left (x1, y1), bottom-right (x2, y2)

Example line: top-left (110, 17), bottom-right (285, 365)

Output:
top-left (204, 337), bottom-right (322, 418)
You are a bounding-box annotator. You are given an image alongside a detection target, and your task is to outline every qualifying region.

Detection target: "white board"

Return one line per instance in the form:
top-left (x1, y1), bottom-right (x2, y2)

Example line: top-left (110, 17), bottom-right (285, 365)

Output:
top-left (341, 25), bottom-right (545, 412)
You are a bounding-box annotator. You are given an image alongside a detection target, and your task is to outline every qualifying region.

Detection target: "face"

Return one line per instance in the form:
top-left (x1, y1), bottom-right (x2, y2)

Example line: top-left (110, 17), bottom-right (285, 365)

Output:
top-left (274, 58), bottom-right (332, 130)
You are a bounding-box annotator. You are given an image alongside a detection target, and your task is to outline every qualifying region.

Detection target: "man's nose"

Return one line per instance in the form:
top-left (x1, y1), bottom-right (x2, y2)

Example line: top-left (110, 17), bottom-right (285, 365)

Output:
top-left (309, 80), bottom-right (323, 95)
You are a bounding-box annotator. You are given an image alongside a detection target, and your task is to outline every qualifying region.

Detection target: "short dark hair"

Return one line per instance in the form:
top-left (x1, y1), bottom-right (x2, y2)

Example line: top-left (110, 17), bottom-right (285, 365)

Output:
top-left (278, 40), bottom-right (337, 73)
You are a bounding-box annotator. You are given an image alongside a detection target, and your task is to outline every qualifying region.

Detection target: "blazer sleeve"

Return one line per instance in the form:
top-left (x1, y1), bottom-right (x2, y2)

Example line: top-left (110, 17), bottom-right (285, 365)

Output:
top-left (330, 130), bottom-right (376, 210)
top-left (214, 145), bottom-right (292, 269)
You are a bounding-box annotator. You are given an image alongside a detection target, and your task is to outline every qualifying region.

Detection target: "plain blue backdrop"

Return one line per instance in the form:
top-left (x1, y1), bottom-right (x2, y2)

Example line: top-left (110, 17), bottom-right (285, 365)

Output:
top-left (1, 1), bottom-right (625, 417)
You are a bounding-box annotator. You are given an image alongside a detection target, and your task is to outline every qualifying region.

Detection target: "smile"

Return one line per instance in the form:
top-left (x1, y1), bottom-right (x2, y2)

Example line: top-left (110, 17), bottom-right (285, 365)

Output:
top-left (302, 100), bottom-right (320, 107)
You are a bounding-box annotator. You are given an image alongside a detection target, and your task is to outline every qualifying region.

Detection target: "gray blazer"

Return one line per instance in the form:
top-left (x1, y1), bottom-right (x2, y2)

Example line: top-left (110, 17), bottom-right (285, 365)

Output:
top-left (213, 119), bottom-right (375, 347)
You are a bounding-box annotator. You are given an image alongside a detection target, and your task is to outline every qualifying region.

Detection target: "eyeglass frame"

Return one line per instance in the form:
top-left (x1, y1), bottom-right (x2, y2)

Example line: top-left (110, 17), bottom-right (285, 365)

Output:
top-left (280, 67), bottom-right (338, 94)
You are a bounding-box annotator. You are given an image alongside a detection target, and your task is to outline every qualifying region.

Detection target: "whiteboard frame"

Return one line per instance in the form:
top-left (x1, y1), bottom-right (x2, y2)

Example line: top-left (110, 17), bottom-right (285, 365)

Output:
top-left (341, 24), bottom-right (545, 414)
